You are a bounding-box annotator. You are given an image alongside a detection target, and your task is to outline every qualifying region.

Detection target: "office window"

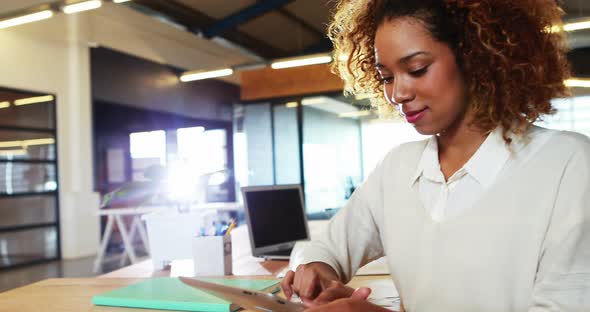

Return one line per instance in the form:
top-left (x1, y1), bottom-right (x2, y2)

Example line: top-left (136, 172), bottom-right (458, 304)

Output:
top-left (174, 126), bottom-right (230, 202)
top-left (537, 96), bottom-right (590, 137)
top-left (0, 87), bottom-right (59, 269)
top-left (301, 96), bottom-right (363, 215)
top-left (273, 103), bottom-right (301, 184)
top-left (177, 126), bottom-right (205, 163)
top-left (234, 103), bottom-right (274, 188)
top-left (129, 130), bottom-right (166, 181)
top-left (233, 102), bottom-right (301, 189)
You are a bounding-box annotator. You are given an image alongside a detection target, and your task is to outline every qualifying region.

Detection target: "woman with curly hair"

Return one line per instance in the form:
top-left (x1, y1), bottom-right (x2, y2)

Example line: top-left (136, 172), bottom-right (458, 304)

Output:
top-left (280, 0), bottom-right (590, 311)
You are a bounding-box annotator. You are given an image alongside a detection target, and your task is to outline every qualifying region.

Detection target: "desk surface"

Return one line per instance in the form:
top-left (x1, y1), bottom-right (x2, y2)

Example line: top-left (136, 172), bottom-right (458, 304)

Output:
top-left (0, 221), bottom-right (393, 311)
top-left (0, 275), bottom-right (391, 312)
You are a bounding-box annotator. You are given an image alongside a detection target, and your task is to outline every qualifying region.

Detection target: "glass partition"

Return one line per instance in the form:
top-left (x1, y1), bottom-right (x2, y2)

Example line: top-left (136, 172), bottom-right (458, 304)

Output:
top-left (235, 94), bottom-right (429, 219)
top-left (301, 96), bottom-right (363, 215)
top-left (0, 87), bottom-right (59, 269)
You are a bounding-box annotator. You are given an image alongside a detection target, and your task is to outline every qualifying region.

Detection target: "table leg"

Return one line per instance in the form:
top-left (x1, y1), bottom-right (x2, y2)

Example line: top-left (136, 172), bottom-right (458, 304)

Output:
top-left (115, 215), bottom-right (138, 264)
top-left (135, 216), bottom-right (150, 254)
top-left (93, 215), bottom-right (114, 273)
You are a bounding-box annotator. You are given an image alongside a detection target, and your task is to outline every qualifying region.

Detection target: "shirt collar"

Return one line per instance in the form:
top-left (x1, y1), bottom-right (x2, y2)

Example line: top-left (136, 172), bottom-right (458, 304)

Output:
top-left (409, 127), bottom-right (511, 188)
top-left (461, 127), bottom-right (511, 188)
top-left (410, 136), bottom-right (441, 187)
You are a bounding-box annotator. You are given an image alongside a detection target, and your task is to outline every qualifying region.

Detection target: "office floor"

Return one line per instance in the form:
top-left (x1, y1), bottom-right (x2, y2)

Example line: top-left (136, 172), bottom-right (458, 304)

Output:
top-left (0, 244), bottom-right (148, 293)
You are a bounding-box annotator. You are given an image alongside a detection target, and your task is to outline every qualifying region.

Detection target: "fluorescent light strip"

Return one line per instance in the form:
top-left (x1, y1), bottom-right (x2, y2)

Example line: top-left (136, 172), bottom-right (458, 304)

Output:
top-left (180, 68), bottom-right (233, 82)
top-left (301, 97), bottom-right (325, 106)
top-left (0, 101), bottom-right (10, 109)
top-left (285, 102), bottom-right (298, 108)
top-left (63, 0), bottom-right (102, 14)
top-left (0, 149), bottom-right (27, 156)
top-left (565, 78), bottom-right (590, 88)
top-left (271, 55), bottom-right (332, 69)
top-left (0, 10), bottom-right (54, 30)
top-left (14, 95), bottom-right (54, 106)
top-left (0, 138), bottom-right (55, 148)
top-left (113, 0), bottom-right (131, 3)
top-left (563, 20), bottom-right (590, 32)
top-left (338, 111), bottom-right (371, 118)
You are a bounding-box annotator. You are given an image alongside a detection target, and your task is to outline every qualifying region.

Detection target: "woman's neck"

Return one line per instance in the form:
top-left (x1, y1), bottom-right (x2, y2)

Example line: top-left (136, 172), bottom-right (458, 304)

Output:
top-left (436, 113), bottom-right (488, 180)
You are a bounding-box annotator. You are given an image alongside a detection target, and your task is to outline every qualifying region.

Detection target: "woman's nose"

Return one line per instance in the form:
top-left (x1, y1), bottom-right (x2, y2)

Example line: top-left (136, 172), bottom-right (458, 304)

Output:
top-left (386, 78), bottom-right (415, 105)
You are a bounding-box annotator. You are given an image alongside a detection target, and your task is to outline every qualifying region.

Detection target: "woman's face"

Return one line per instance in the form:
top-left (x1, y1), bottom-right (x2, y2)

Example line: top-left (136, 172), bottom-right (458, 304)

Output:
top-left (374, 17), bottom-right (467, 135)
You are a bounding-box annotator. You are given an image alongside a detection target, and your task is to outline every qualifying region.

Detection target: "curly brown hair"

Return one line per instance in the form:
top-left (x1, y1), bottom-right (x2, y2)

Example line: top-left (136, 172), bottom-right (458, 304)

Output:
top-left (328, 0), bottom-right (571, 141)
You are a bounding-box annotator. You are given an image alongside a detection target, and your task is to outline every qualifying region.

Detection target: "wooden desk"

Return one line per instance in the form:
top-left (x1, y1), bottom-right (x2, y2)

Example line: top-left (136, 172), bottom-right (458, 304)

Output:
top-left (0, 277), bottom-right (278, 312)
top-left (0, 275), bottom-right (393, 312)
top-left (0, 222), bottom-right (395, 311)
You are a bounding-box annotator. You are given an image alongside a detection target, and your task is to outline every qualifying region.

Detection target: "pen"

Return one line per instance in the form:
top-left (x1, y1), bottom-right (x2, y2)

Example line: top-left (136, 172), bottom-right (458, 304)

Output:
top-left (224, 221), bottom-right (235, 236)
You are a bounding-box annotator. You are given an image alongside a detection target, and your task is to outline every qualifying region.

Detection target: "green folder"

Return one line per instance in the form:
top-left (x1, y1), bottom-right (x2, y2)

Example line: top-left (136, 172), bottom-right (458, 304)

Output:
top-left (92, 277), bottom-right (280, 312)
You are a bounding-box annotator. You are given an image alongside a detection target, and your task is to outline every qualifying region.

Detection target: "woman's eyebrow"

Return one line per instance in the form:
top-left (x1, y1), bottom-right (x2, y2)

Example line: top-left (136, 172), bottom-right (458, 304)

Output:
top-left (398, 51), bottom-right (429, 64)
top-left (375, 51), bottom-right (430, 69)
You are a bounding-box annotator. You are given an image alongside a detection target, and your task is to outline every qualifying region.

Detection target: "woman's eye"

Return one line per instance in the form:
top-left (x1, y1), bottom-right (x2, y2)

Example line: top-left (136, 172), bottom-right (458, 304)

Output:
top-left (409, 67), bottom-right (428, 77)
top-left (380, 77), bottom-right (393, 84)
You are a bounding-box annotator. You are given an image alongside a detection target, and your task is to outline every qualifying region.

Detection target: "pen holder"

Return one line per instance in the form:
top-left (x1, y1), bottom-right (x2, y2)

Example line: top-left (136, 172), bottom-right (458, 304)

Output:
top-left (192, 235), bottom-right (232, 276)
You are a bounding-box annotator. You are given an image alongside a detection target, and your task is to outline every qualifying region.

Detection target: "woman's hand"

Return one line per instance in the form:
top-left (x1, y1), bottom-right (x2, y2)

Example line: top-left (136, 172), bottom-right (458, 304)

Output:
top-left (280, 262), bottom-right (340, 301)
top-left (300, 281), bottom-right (371, 308)
top-left (305, 297), bottom-right (392, 312)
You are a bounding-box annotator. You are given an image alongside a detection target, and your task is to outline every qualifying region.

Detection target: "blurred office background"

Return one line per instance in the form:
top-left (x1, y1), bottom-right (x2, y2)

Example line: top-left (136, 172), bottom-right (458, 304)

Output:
top-left (0, 0), bottom-right (590, 291)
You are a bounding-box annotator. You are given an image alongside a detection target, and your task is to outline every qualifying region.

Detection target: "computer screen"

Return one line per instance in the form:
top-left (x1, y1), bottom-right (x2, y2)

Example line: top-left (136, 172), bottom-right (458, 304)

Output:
top-left (243, 186), bottom-right (308, 248)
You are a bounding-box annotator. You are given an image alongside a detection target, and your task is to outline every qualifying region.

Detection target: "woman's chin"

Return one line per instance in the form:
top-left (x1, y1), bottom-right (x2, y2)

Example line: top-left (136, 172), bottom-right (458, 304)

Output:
top-left (412, 123), bottom-right (439, 136)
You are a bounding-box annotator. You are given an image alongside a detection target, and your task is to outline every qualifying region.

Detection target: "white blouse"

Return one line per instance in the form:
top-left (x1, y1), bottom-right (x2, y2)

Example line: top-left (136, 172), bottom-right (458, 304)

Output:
top-left (300, 126), bottom-right (590, 311)
top-left (415, 127), bottom-right (550, 222)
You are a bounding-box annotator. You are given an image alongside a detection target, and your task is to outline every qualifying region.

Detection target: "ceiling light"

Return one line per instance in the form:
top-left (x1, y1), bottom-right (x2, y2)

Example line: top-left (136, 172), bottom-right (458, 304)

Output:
top-left (0, 138), bottom-right (55, 148)
top-left (338, 111), bottom-right (371, 118)
top-left (62, 0), bottom-right (102, 14)
top-left (113, 0), bottom-right (131, 3)
top-left (14, 95), bottom-right (54, 106)
top-left (301, 97), bottom-right (325, 106)
top-left (25, 138), bottom-right (56, 146)
top-left (285, 102), bottom-right (298, 108)
top-left (180, 68), bottom-right (234, 82)
top-left (565, 78), bottom-right (590, 88)
top-left (0, 102), bottom-right (10, 109)
top-left (0, 10), bottom-right (54, 30)
top-left (0, 149), bottom-right (27, 156)
top-left (563, 20), bottom-right (590, 32)
top-left (271, 54), bottom-right (332, 69)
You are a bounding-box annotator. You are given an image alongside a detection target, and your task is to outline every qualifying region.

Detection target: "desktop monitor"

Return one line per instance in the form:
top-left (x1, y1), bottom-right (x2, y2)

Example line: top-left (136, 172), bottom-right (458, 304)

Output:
top-left (241, 184), bottom-right (310, 259)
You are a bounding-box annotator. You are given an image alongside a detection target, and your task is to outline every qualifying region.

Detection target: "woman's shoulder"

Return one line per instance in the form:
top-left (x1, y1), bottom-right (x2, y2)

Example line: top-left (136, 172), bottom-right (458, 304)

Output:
top-left (528, 126), bottom-right (590, 161)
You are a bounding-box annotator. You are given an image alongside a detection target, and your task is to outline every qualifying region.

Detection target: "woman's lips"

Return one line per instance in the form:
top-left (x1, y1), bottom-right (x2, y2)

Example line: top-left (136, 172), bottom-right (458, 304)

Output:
top-left (404, 108), bottom-right (427, 123)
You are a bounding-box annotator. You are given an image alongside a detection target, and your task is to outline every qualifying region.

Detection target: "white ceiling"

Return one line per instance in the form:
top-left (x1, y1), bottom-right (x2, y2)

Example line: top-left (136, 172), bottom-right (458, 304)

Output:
top-left (0, 0), bottom-right (589, 83)
top-left (0, 0), bottom-right (47, 14)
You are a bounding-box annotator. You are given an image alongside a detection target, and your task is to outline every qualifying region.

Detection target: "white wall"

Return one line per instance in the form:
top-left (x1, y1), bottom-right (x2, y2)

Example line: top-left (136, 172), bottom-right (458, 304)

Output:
top-left (0, 13), bottom-right (99, 259)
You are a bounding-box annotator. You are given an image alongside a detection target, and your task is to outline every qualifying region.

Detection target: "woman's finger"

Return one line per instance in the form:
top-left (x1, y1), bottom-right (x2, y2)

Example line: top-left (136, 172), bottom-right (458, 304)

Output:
top-left (292, 264), bottom-right (306, 295)
top-left (299, 268), bottom-right (320, 299)
top-left (350, 287), bottom-right (371, 300)
top-left (303, 285), bottom-right (355, 308)
top-left (280, 270), bottom-right (295, 299)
